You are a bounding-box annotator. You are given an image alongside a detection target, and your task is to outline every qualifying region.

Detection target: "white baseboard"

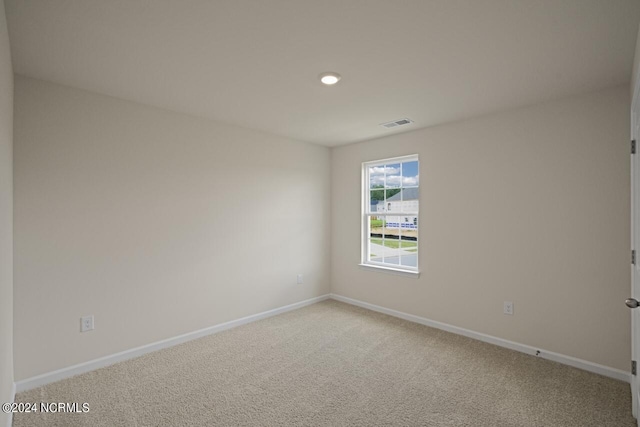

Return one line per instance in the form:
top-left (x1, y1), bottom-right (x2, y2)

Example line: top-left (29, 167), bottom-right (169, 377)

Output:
top-left (330, 293), bottom-right (631, 383)
top-left (15, 294), bottom-right (330, 393)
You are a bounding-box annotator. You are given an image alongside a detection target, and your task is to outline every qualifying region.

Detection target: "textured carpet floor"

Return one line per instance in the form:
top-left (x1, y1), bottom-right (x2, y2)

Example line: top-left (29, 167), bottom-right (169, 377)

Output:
top-left (13, 300), bottom-right (635, 426)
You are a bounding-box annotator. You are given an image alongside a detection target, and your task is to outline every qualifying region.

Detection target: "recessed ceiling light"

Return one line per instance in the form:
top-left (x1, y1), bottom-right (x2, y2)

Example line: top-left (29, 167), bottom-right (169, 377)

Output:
top-left (319, 72), bottom-right (341, 85)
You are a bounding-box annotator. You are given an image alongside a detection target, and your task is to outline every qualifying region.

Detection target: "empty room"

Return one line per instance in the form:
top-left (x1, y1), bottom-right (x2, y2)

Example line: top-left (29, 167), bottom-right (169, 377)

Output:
top-left (3, 0), bottom-right (640, 426)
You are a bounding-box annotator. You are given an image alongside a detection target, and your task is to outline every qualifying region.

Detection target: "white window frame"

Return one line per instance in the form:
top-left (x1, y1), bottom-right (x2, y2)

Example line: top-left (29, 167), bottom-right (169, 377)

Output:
top-left (360, 154), bottom-right (420, 276)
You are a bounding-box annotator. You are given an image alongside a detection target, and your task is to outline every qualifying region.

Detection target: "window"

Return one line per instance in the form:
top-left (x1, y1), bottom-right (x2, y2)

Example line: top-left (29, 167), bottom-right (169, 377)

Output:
top-left (362, 155), bottom-right (419, 273)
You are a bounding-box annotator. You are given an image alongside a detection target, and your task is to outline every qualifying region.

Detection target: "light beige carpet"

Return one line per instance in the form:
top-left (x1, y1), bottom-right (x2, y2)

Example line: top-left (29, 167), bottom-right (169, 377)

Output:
top-left (13, 300), bottom-right (635, 426)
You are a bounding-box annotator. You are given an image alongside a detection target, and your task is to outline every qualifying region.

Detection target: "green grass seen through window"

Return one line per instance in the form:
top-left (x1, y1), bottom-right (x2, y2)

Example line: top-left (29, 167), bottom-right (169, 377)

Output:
top-left (370, 219), bottom-right (385, 228)
top-left (370, 238), bottom-right (417, 249)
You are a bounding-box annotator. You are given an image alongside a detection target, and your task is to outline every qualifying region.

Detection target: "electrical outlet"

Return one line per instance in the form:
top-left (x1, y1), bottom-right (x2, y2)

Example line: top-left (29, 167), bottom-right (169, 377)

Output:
top-left (297, 274), bottom-right (304, 285)
top-left (503, 301), bottom-right (514, 315)
top-left (80, 315), bottom-right (94, 332)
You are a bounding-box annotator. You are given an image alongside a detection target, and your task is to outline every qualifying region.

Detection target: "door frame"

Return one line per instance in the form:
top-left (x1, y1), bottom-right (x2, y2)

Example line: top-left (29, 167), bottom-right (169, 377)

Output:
top-left (631, 74), bottom-right (640, 421)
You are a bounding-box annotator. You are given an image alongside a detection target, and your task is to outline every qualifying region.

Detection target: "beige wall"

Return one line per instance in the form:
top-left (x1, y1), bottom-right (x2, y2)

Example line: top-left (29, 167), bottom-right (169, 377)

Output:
top-left (632, 25), bottom-right (640, 98)
top-left (13, 76), bottom-right (331, 380)
top-left (0, 0), bottom-right (13, 425)
top-left (331, 86), bottom-right (631, 371)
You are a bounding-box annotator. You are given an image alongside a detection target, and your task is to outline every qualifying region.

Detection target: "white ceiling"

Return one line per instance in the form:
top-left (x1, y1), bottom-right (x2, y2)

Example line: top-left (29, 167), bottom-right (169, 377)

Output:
top-left (5, 0), bottom-right (640, 146)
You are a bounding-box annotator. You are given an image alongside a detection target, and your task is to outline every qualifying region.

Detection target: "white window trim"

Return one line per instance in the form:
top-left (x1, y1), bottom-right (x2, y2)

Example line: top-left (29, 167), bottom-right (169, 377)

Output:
top-left (358, 263), bottom-right (420, 278)
top-left (361, 154), bottom-right (420, 275)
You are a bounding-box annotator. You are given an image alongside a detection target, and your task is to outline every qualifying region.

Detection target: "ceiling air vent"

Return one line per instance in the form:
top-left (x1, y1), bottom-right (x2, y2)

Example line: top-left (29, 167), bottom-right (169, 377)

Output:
top-left (380, 118), bottom-right (413, 129)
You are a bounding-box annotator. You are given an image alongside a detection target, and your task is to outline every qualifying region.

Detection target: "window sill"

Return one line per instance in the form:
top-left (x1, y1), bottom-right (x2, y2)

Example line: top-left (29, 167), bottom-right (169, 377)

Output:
top-left (358, 263), bottom-right (420, 278)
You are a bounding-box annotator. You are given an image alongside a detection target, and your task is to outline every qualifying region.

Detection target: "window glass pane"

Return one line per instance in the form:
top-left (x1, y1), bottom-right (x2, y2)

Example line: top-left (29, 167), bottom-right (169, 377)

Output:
top-left (385, 163), bottom-right (401, 188)
top-left (369, 216), bottom-right (384, 239)
top-left (399, 188), bottom-right (419, 213)
top-left (369, 165), bottom-right (385, 189)
top-left (384, 214), bottom-right (401, 232)
top-left (402, 160), bottom-right (419, 187)
top-left (379, 234), bottom-right (401, 265)
top-left (381, 219), bottom-right (401, 265)
top-left (400, 248), bottom-right (418, 267)
top-left (370, 189), bottom-right (384, 213)
top-left (400, 219), bottom-right (418, 266)
top-left (369, 216), bottom-right (384, 263)
top-left (369, 239), bottom-right (383, 263)
top-left (385, 189), bottom-right (402, 213)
